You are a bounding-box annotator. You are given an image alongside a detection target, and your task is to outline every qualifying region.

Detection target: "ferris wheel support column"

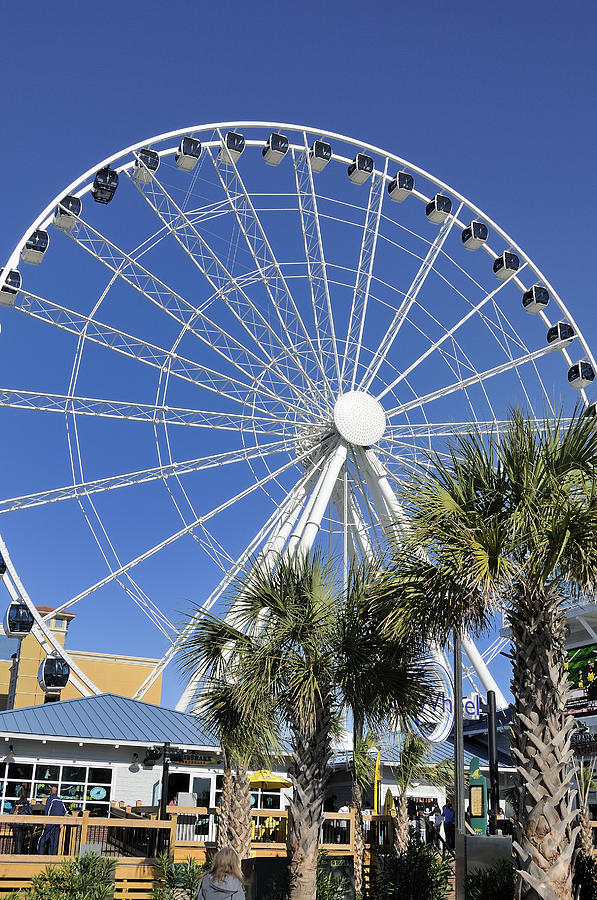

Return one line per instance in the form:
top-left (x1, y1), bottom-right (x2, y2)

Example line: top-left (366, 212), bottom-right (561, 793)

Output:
top-left (297, 443), bottom-right (348, 556)
top-left (359, 449), bottom-right (508, 710)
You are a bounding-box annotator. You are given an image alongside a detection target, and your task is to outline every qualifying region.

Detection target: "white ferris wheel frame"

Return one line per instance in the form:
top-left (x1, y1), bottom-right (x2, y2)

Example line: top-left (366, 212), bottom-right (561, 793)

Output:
top-left (0, 122), bottom-right (592, 719)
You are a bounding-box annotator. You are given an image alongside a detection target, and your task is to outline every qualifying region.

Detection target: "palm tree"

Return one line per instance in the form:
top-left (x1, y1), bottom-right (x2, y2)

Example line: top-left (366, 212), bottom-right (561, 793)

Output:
top-left (379, 410), bottom-right (597, 900)
top-left (388, 733), bottom-right (453, 852)
top-left (180, 552), bottom-right (430, 900)
top-left (574, 757), bottom-right (597, 857)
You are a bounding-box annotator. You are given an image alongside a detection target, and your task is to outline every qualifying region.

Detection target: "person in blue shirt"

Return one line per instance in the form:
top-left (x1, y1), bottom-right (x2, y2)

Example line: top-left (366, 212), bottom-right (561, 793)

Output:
top-left (37, 786), bottom-right (67, 855)
top-left (442, 800), bottom-right (455, 849)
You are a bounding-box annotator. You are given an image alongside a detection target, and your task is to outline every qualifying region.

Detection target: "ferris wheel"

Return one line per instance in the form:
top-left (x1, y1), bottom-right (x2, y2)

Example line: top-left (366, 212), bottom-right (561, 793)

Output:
top-left (0, 122), bottom-right (594, 724)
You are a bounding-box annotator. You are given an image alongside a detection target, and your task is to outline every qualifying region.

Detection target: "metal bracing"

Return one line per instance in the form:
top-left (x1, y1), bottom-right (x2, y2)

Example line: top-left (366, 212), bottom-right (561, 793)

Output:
top-left (292, 139), bottom-right (341, 393)
top-left (341, 159), bottom-right (388, 391)
top-left (361, 202), bottom-right (464, 393)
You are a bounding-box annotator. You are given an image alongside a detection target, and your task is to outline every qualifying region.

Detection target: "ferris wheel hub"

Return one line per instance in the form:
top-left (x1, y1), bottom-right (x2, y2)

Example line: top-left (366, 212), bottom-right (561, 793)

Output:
top-left (333, 391), bottom-right (386, 446)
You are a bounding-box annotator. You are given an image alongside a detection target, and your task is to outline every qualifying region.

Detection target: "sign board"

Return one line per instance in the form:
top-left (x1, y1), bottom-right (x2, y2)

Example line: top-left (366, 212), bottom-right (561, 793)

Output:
top-left (565, 643), bottom-right (597, 717)
top-left (468, 756), bottom-right (488, 836)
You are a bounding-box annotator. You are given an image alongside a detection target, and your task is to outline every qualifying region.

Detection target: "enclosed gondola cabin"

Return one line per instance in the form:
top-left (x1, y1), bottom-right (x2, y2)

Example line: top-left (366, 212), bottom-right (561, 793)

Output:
top-left (546, 321), bottom-right (575, 345)
top-left (461, 221), bottom-right (488, 251)
top-left (309, 140), bottom-right (332, 173)
top-left (263, 133), bottom-right (289, 166)
top-left (388, 171), bottom-right (414, 203)
top-left (133, 148), bottom-right (160, 185)
top-left (493, 251), bottom-right (520, 281)
top-left (38, 655), bottom-right (70, 695)
top-left (218, 132), bottom-right (245, 166)
top-left (0, 552), bottom-right (6, 577)
top-left (585, 403), bottom-right (597, 418)
top-left (522, 285), bottom-right (549, 315)
top-left (4, 601), bottom-right (34, 639)
top-left (568, 361), bottom-right (595, 390)
top-left (21, 230), bottom-right (49, 265)
top-left (0, 268), bottom-right (21, 306)
top-left (53, 195), bottom-right (82, 231)
top-left (348, 153), bottom-right (374, 185)
top-left (426, 194), bottom-right (452, 224)
top-left (92, 167), bottom-right (119, 204)
top-left (175, 137), bottom-right (202, 172)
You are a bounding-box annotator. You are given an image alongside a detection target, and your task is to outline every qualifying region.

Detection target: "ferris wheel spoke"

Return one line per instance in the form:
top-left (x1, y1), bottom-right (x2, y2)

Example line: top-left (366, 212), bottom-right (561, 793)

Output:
top-left (378, 263), bottom-right (529, 400)
top-left (64, 211), bottom-right (294, 390)
top-left (292, 139), bottom-right (341, 394)
top-left (385, 338), bottom-right (573, 419)
top-left (0, 438), bottom-right (295, 515)
top-left (207, 140), bottom-right (331, 409)
top-left (340, 161), bottom-right (388, 391)
top-left (14, 289), bottom-right (303, 417)
top-left (360, 202), bottom-right (465, 393)
top-left (0, 387), bottom-right (291, 434)
top-left (127, 163), bottom-right (318, 409)
top-left (45, 447), bottom-right (312, 621)
top-left (385, 417), bottom-right (566, 440)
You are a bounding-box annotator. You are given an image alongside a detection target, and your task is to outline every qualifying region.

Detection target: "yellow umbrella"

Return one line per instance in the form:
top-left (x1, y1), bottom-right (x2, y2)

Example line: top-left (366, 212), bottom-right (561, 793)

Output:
top-left (382, 788), bottom-right (396, 815)
top-left (248, 769), bottom-right (291, 790)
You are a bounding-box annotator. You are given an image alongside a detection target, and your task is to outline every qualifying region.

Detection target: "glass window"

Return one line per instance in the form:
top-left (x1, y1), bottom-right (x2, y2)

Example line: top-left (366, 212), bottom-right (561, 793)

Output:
top-left (35, 764), bottom-right (60, 781)
top-left (61, 784), bottom-right (84, 800)
top-left (260, 792), bottom-right (281, 810)
top-left (6, 781), bottom-right (31, 798)
top-left (8, 763), bottom-right (33, 780)
top-left (87, 785), bottom-right (110, 802)
top-left (64, 801), bottom-right (83, 814)
top-left (192, 777), bottom-right (211, 806)
top-left (88, 768), bottom-right (112, 784)
top-left (62, 766), bottom-right (85, 782)
top-left (86, 803), bottom-right (109, 817)
top-left (34, 782), bottom-right (55, 800)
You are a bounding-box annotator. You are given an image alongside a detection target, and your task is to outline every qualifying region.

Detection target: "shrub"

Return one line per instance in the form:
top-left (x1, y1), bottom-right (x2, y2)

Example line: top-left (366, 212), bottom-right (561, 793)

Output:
top-left (464, 858), bottom-right (514, 900)
top-left (14, 853), bottom-right (117, 900)
top-left (368, 841), bottom-right (452, 900)
top-left (574, 852), bottom-right (597, 900)
top-left (152, 853), bottom-right (207, 900)
top-left (316, 851), bottom-right (352, 900)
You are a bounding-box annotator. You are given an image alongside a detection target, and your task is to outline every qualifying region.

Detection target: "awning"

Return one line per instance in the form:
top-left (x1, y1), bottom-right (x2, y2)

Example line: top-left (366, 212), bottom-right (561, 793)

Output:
top-left (249, 769), bottom-right (291, 790)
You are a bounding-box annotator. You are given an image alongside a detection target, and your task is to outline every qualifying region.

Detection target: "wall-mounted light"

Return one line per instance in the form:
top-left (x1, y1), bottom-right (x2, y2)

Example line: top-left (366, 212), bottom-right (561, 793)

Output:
top-left (131, 752), bottom-right (139, 765)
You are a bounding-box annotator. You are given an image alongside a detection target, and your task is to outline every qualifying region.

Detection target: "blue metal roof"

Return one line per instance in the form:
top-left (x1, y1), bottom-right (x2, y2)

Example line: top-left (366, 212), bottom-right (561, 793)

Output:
top-left (0, 693), bottom-right (217, 748)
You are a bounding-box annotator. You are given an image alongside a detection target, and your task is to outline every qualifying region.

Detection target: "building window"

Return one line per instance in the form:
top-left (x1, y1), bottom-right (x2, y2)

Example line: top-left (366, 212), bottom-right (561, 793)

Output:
top-left (1, 762), bottom-right (113, 816)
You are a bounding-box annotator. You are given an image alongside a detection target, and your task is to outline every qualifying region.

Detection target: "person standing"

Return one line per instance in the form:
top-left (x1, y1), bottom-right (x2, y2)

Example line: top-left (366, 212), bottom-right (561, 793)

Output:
top-left (196, 846), bottom-right (245, 900)
top-left (11, 787), bottom-right (33, 854)
top-left (38, 786), bottom-right (67, 855)
top-left (442, 800), bottom-right (455, 850)
top-left (430, 802), bottom-right (443, 848)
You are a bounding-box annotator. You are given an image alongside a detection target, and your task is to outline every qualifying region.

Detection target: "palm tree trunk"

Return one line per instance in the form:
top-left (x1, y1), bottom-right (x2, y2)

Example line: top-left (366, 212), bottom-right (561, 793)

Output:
top-left (509, 584), bottom-right (578, 900)
top-left (287, 700), bottom-right (332, 900)
top-left (579, 804), bottom-right (593, 858)
top-left (229, 763), bottom-right (252, 860)
top-left (394, 795), bottom-right (409, 853)
top-left (352, 779), bottom-right (365, 896)
top-left (218, 755), bottom-right (233, 850)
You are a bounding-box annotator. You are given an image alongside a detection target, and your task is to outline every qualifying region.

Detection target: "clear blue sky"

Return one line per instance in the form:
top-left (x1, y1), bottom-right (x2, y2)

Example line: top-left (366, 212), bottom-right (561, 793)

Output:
top-left (0, 0), bottom-right (595, 708)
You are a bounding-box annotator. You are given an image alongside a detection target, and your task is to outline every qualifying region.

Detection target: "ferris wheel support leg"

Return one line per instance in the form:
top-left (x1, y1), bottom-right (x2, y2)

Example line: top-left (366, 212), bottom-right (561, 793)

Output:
top-left (297, 443), bottom-right (348, 556)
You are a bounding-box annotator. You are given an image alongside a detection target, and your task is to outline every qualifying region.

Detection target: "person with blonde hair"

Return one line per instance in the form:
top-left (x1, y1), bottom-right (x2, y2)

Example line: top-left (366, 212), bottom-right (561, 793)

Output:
top-left (196, 846), bottom-right (245, 900)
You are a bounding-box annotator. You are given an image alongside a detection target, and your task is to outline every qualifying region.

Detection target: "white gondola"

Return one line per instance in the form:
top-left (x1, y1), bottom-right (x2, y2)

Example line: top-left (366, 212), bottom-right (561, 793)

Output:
top-left (461, 221), bottom-right (488, 251)
top-left (219, 131), bottom-right (245, 166)
top-left (387, 171), bottom-right (414, 203)
top-left (585, 403), bottom-right (597, 418)
top-left (522, 284), bottom-right (549, 315)
top-left (0, 268), bottom-right (21, 307)
top-left (53, 195), bottom-right (82, 231)
top-left (546, 321), bottom-right (575, 344)
top-left (568, 361), bottom-right (595, 390)
top-left (92, 167), bottom-right (119, 204)
top-left (309, 140), bottom-right (332, 173)
top-left (4, 600), bottom-right (34, 638)
top-left (263, 133), bottom-right (289, 166)
top-left (133, 148), bottom-right (160, 185)
top-left (348, 153), bottom-right (374, 185)
top-left (493, 251), bottom-right (520, 281)
top-left (0, 552), bottom-right (5, 577)
top-left (21, 230), bottom-right (50, 265)
top-left (175, 136), bottom-right (202, 172)
top-left (38, 653), bottom-right (70, 694)
top-left (426, 193), bottom-right (452, 224)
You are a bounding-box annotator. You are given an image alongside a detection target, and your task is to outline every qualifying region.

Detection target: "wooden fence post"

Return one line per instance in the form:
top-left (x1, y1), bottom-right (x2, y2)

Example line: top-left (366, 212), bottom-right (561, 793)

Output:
top-left (80, 810), bottom-right (90, 848)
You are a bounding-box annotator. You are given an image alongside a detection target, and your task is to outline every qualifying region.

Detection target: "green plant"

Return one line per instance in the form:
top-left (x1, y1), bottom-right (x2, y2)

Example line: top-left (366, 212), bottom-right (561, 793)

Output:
top-left (152, 853), bottom-right (207, 900)
top-left (465, 858), bottom-right (515, 900)
top-left (369, 841), bottom-right (452, 900)
top-left (20, 853), bottom-right (116, 899)
top-left (574, 853), bottom-right (597, 900)
top-left (316, 851), bottom-right (352, 900)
